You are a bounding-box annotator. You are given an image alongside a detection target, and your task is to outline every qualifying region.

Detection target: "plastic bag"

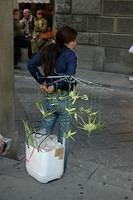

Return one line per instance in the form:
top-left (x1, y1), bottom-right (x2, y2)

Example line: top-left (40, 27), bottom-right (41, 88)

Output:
top-left (27, 131), bottom-right (61, 152)
top-left (33, 134), bottom-right (59, 152)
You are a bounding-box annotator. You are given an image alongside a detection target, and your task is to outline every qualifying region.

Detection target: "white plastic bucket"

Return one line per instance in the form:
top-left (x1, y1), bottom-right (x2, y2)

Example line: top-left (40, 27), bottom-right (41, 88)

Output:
top-left (26, 144), bottom-right (64, 183)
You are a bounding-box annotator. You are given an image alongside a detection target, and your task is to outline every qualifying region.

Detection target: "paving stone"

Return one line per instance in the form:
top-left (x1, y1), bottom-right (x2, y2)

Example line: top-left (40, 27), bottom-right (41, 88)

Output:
top-left (90, 166), bottom-right (133, 191)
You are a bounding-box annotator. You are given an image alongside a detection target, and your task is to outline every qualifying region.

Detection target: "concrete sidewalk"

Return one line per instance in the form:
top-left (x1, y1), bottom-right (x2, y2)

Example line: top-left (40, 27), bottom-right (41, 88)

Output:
top-left (16, 65), bottom-right (133, 90)
top-left (76, 69), bottom-right (133, 90)
top-left (1, 68), bottom-right (133, 200)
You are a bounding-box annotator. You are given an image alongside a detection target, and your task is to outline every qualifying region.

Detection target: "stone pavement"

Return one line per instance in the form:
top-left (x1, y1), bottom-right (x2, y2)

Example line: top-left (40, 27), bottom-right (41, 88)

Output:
top-left (1, 67), bottom-right (133, 200)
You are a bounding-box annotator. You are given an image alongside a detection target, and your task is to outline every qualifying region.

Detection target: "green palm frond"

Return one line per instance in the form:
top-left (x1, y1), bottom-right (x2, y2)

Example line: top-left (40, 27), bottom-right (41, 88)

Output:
top-left (69, 90), bottom-right (80, 104)
top-left (22, 89), bottom-right (104, 144)
top-left (65, 107), bottom-right (76, 115)
top-left (23, 121), bottom-right (33, 137)
top-left (36, 102), bottom-right (53, 118)
top-left (64, 130), bottom-right (77, 141)
top-left (79, 107), bottom-right (85, 113)
top-left (81, 94), bottom-right (88, 101)
top-left (23, 121), bottom-right (35, 147)
top-left (79, 113), bottom-right (103, 135)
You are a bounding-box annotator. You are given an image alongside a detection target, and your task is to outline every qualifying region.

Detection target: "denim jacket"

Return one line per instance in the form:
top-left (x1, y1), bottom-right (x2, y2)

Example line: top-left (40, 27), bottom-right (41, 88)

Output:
top-left (27, 46), bottom-right (77, 91)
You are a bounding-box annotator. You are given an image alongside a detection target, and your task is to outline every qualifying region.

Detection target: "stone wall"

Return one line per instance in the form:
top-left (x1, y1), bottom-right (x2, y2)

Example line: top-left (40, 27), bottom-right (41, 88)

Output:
top-left (55, 0), bottom-right (133, 74)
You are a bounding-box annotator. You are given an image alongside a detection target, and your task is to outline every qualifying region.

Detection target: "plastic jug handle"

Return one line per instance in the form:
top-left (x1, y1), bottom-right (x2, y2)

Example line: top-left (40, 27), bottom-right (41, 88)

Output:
top-left (26, 132), bottom-right (46, 148)
top-left (37, 134), bottom-right (50, 152)
top-left (26, 147), bottom-right (35, 162)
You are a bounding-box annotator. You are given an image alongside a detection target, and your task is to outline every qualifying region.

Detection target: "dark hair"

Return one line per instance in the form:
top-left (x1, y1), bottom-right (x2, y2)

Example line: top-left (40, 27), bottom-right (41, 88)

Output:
top-left (13, 8), bottom-right (19, 15)
top-left (55, 26), bottom-right (77, 46)
top-left (36, 9), bottom-right (44, 17)
top-left (40, 26), bottom-right (77, 77)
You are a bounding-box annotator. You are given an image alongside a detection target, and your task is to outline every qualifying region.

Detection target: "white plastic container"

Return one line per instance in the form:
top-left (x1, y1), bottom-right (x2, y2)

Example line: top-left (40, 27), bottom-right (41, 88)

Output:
top-left (26, 144), bottom-right (64, 183)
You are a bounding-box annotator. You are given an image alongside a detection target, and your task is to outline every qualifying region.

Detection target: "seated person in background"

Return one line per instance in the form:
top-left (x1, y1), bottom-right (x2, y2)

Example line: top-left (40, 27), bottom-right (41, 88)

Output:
top-left (13, 8), bottom-right (28, 69)
top-left (20, 9), bottom-right (34, 58)
top-left (31, 10), bottom-right (48, 54)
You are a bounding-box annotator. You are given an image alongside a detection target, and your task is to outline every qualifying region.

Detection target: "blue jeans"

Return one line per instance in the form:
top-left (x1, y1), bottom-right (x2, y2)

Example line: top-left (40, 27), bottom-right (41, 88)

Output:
top-left (40, 91), bottom-right (73, 170)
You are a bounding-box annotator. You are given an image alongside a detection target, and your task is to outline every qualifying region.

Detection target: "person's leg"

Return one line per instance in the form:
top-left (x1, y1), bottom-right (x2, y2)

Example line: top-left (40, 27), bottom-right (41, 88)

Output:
top-left (19, 35), bottom-right (28, 49)
top-left (14, 37), bottom-right (21, 68)
top-left (14, 35), bottom-right (28, 68)
top-left (40, 95), bottom-right (73, 171)
top-left (31, 39), bottom-right (38, 55)
top-left (39, 113), bottom-right (57, 135)
top-left (57, 96), bottom-right (73, 171)
top-left (14, 46), bottom-right (21, 66)
top-left (27, 39), bottom-right (32, 59)
top-left (39, 97), bottom-right (57, 135)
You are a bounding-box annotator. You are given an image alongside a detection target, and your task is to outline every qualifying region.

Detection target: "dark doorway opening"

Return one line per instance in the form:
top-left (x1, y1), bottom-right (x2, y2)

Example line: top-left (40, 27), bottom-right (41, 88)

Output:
top-left (19, 2), bottom-right (54, 29)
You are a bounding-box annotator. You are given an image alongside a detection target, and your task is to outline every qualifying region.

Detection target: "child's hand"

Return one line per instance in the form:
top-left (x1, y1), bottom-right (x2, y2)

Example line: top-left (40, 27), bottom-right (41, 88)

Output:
top-left (47, 85), bottom-right (55, 94)
top-left (40, 84), bottom-right (47, 93)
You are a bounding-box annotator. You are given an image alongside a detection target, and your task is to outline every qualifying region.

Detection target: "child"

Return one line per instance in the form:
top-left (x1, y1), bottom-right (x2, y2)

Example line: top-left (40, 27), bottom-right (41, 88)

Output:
top-left (27, 26), bottom-right (78, 171)
top-left (31, 10), bottom-right (48, 54)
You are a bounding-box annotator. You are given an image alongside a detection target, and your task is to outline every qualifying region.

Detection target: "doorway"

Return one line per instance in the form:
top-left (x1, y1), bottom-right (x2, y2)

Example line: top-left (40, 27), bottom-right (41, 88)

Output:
top-left (19, 1), bottom-right (54, 29)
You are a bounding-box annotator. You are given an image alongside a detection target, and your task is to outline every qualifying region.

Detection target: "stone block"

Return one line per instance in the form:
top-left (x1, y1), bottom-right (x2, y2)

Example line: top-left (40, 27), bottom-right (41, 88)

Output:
top-left (72, 0), bottom-right (101, 14)
top-left (101, 33), bottom-right (133, 48)
top-left (103, 47), bottom-right (133, 74)
top-left (104, 47), bottom-right (132, 64)
top-left (104, 62), bottom-right (133, 74)
top-left (88, 16), bottom-right (114, 32)
top-left (55, 14), bottom-right (88, 31)
top-left (78, 32), bottom-right (88, 44)
top-left (55, 0), bottom-right (71, 14)
top-left (77, 45), bottom-right (105, 71)
top-left (117, 18), bottom-right (133, 34)
top-left (103, 0), bottom-right (133, 16)
top-left (78, 32), bottom-right (100, 45)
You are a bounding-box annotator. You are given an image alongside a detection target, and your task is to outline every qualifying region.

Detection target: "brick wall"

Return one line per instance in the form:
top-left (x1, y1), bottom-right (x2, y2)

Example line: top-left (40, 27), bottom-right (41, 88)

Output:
top-left (55, 0), bottom-right (133, 74)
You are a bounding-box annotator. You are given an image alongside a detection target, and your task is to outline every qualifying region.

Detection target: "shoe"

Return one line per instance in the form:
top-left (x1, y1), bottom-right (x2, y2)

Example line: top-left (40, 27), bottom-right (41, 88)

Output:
top-left (129, 75), bottom-right (133, 81)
